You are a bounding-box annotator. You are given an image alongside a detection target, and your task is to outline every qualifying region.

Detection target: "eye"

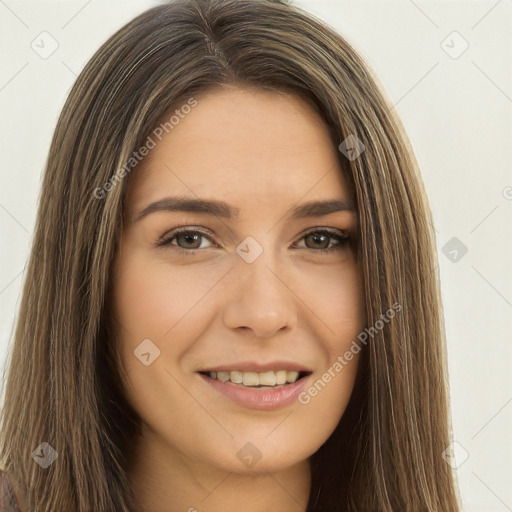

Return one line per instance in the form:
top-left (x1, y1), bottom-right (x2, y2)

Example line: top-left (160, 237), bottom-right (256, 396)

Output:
top-left (155, 226), bottom-right (350, 255)
top-left (293, 228), bottom-right (349, 253)
top-left (155, 227), bottom-right (215, 251)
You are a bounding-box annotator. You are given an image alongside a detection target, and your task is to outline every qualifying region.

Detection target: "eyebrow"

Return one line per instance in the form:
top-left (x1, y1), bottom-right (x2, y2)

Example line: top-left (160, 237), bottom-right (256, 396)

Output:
top-left (134, 196), bottom-right (355, 223)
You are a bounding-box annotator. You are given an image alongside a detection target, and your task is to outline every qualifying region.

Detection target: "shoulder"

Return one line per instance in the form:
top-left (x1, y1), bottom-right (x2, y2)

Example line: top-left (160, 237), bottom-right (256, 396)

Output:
top-left (0, 468), bottom-right (20, 511)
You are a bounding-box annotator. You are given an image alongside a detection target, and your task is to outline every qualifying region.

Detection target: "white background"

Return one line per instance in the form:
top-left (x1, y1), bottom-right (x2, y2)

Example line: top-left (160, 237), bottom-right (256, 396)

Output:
top-left (0, 1), bottom-right (511, 510)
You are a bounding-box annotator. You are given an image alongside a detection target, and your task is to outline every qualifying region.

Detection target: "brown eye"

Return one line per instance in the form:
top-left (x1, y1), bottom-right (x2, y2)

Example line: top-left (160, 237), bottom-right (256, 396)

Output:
top-left (175, 232), bottom-right (204, 249)
top-left (304, 232), bottom-right (331, 250)
top-left (156, 228), bottom-right (215, 251)
top-left (296, 229), bottom-right (349, 253)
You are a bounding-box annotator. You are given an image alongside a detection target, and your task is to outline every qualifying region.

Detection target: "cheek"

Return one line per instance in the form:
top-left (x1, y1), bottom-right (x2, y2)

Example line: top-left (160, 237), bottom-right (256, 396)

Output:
top-left (327, 277), bottom-right (365, 358)
top-left (287, 259), bottom-right (364, 435)
top-left (110, 250), bottom-right (225, 434)
top-left (295, 254), bottom-right (365, 348)
top-left (113, 266), bottom-right (176, 338)
top-left (110, 247), bottom-right (230, 409)
top-left (112, 249), bottom-right (224, 343)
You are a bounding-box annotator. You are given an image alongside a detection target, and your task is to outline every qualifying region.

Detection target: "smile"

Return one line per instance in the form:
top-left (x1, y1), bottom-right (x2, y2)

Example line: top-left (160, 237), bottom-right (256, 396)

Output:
top-left (202, 369), bottom-right (305, 387)
top-left (198, 369), bottom-right (312, 410)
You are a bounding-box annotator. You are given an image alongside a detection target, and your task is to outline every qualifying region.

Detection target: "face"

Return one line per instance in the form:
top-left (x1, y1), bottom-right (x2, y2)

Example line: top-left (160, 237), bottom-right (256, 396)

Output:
top-left (112, 86), bottom-right (365, 476)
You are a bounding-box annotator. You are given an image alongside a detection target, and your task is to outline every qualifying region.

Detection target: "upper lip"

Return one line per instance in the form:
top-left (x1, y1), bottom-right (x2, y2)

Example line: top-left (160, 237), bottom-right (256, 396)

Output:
top-left (198, 361), bottom-right (313, 373)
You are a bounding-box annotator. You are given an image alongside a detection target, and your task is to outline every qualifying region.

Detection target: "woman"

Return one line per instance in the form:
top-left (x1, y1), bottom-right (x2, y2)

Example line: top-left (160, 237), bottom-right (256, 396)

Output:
top-left (0, 0), bottom-right (461, 510)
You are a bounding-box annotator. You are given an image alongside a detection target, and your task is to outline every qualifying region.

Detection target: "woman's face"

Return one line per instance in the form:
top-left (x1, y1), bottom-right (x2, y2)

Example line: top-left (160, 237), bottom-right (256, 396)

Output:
top-left (112, 86), bottom-right (365, 476)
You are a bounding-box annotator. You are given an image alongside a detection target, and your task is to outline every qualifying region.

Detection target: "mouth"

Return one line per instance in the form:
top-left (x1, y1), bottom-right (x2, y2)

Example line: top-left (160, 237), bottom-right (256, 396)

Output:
top-left (197, 367), bottom-right (313, 410)
top-left (198, 369), bottom-right (311, 388)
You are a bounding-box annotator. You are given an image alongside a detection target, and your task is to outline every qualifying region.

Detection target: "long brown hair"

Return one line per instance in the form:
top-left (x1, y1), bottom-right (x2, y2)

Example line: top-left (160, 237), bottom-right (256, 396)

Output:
top-left (0, 0), bottom-right (461, 510)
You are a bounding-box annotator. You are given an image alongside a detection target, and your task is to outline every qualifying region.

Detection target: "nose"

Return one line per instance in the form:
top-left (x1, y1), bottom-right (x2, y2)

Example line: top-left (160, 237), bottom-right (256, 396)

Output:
top-left (222, 248), bottom-right (298, 338)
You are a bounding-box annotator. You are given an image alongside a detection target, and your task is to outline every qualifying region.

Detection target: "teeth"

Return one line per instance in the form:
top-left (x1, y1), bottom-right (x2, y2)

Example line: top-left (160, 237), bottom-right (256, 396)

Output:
top-left (286, 370), bottom-right (299, 383)
top-left (217, 371), bottom-right (230, 383)
top-left (242, 372), bottom-right (259, 386)
top-left (206, 369), bottom-right (303, 387)
top-left (230, 370), bottom-right (243, 384)
top-left (259, 371), bottom-right (277, 386)
top-left (276, 370), bottom-right (287, 385)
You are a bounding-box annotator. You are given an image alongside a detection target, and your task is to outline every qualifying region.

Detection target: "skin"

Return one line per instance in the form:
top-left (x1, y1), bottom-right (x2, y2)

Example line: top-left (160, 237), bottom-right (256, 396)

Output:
top-left (112, 85), bottom-right (365, 512)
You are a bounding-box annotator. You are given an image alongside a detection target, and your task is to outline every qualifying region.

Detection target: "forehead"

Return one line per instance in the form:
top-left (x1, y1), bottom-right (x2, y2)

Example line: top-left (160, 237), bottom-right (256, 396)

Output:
top-left (125, 86), bottom-right (350, 215)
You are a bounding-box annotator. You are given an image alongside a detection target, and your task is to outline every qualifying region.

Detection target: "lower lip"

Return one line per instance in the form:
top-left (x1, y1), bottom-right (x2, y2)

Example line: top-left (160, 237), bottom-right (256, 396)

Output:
top-left (199, 373), bottom-right (310, 411)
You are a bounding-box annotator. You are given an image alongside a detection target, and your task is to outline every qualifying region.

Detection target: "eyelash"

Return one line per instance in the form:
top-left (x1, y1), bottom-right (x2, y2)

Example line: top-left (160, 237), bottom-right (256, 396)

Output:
top-left (155, 225), bottom-right (350, 255)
